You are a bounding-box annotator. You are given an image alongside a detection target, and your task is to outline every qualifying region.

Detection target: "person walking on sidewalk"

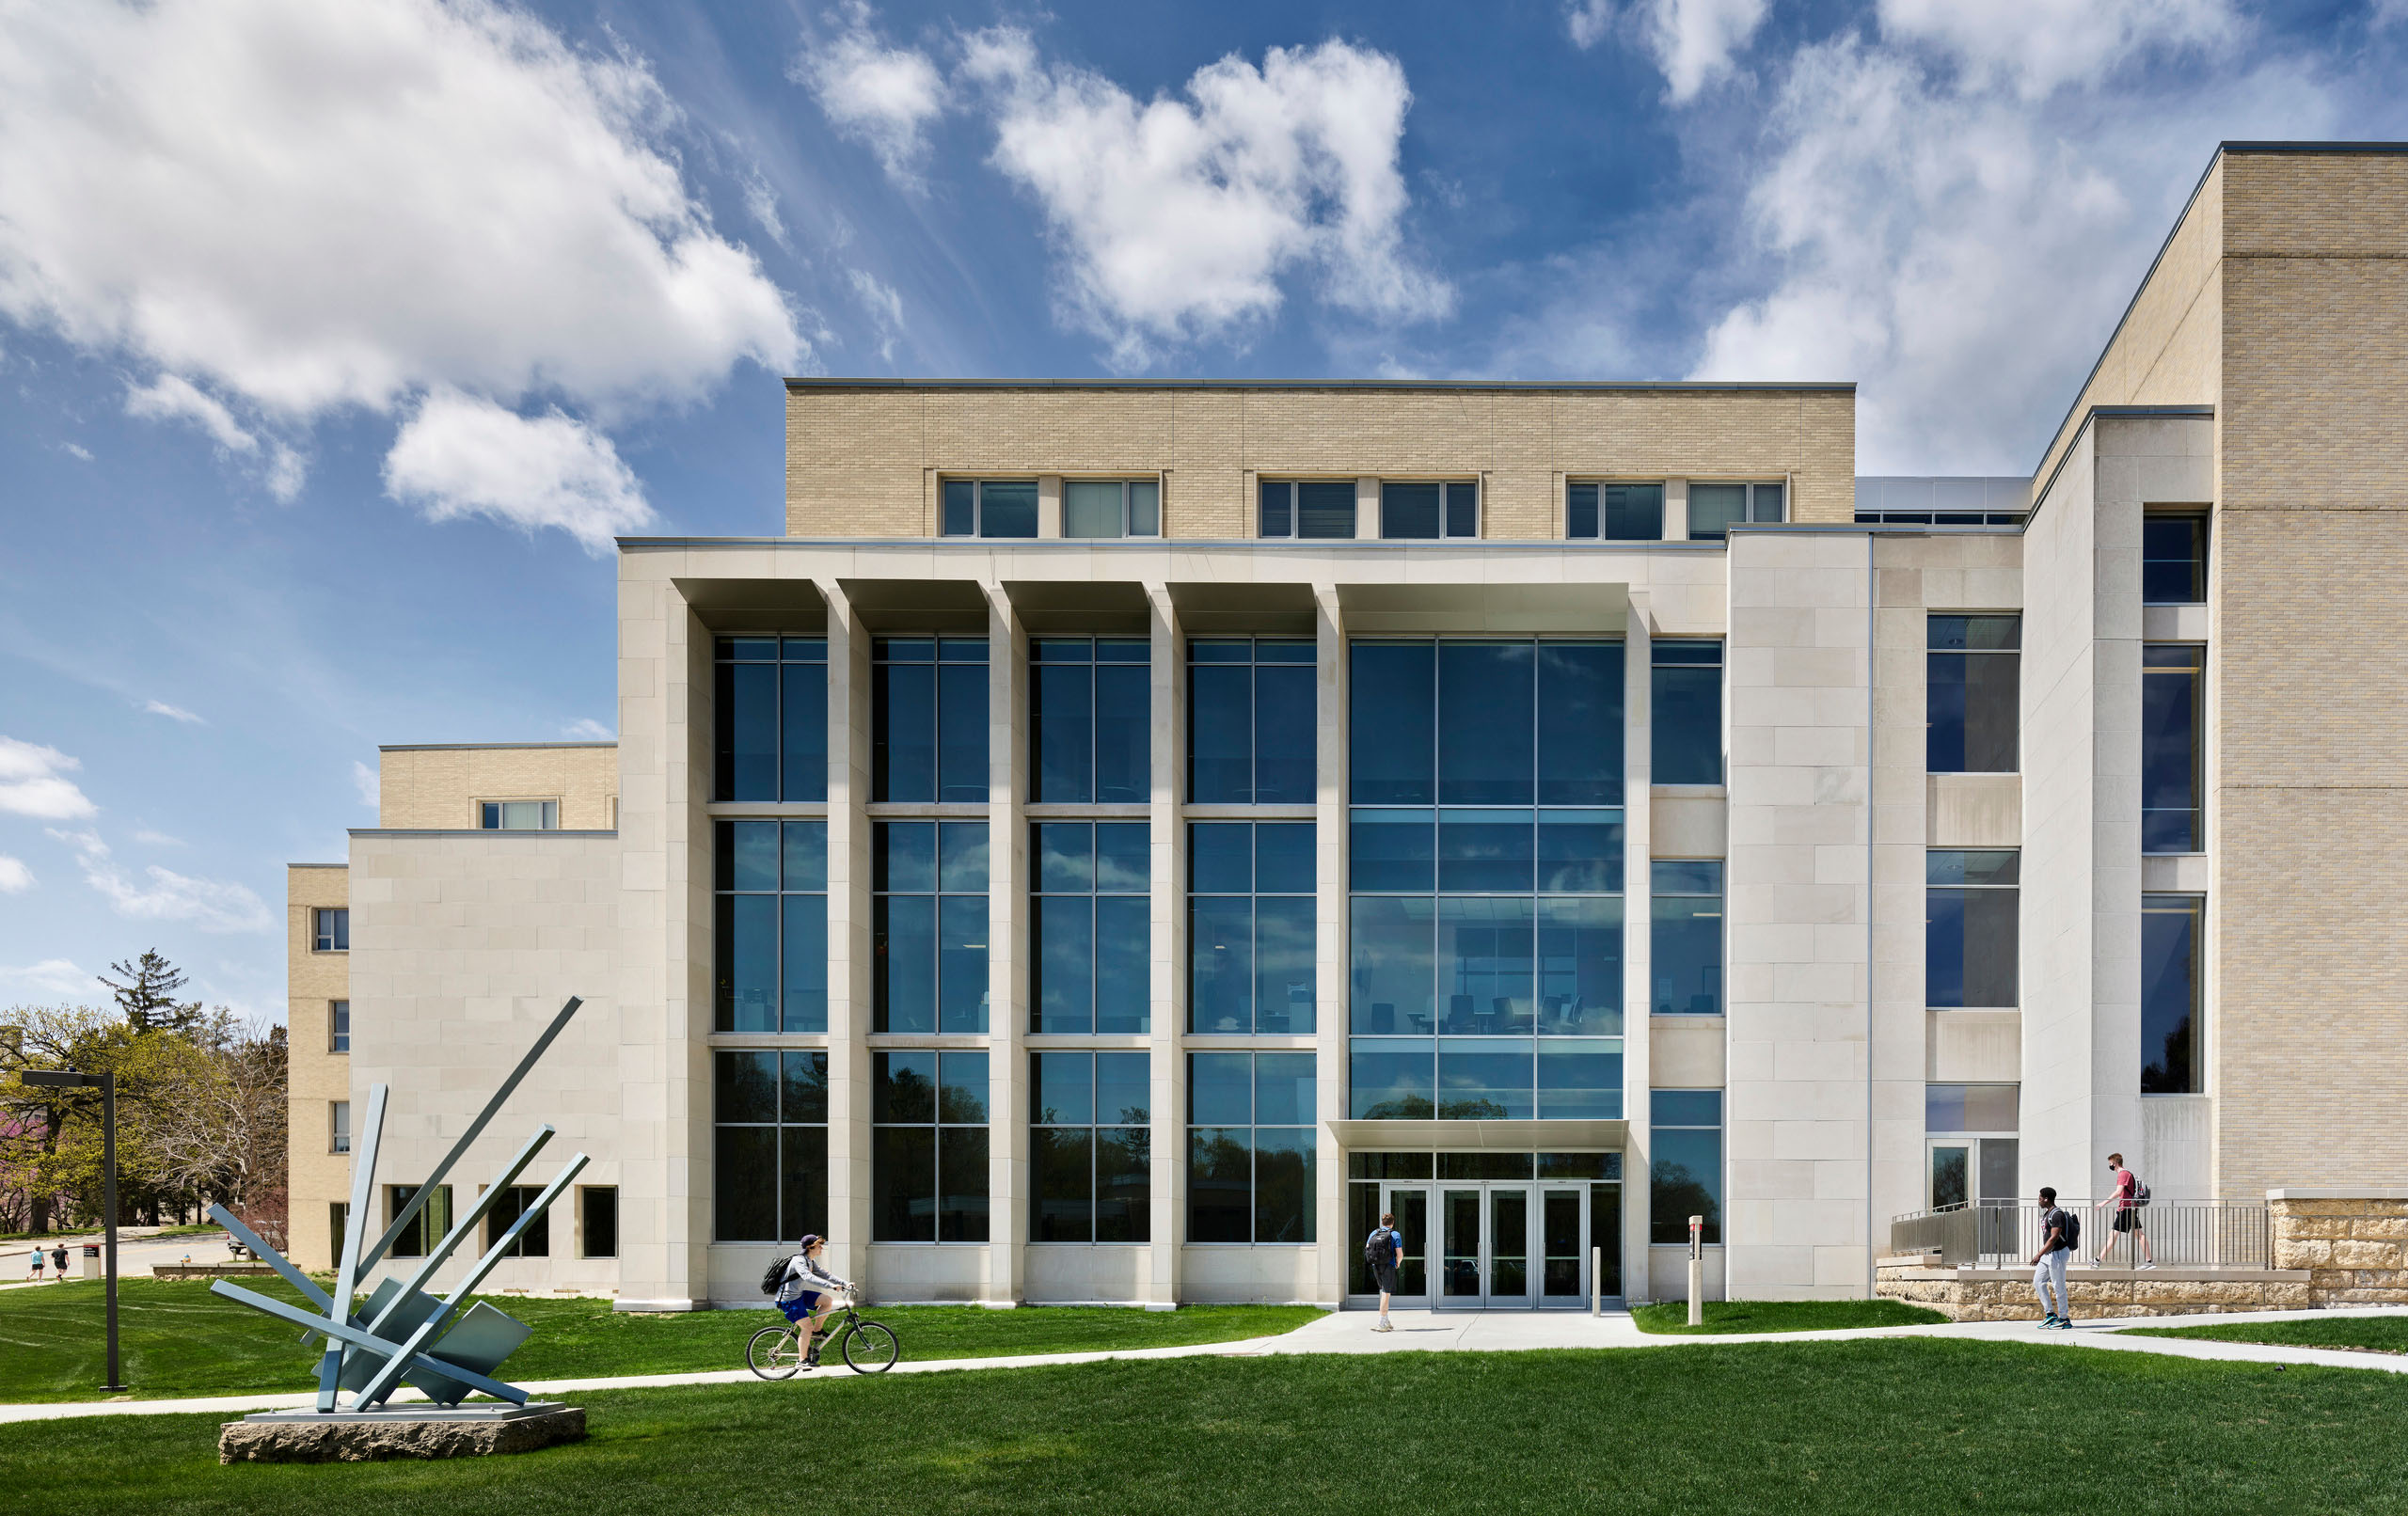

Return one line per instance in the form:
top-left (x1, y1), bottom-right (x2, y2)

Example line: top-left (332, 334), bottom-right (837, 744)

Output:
top-left (1364, 1212), bottom-right (1402, 1332)
top-left (2028, 1187), bottom-right (2077, 1329)
top-left (25, 1244), bottom-right (41, 1283)
top-left (2089, 1154), bottom-right (2155, 1269)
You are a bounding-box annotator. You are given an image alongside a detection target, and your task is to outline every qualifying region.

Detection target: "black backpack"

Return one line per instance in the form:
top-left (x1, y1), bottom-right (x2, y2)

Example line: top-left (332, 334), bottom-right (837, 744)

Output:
top-left (760, 1255), bottom-right (796, 1296)
top-left (1363, 1227), bottom-right (1395, 1266)
top-left (2056, 1209), bottom-right (2081, 1252)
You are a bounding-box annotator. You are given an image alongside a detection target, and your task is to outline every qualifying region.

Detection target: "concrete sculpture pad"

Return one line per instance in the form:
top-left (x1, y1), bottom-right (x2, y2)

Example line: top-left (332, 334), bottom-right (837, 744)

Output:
top-left (219, 1402), bottom-right (584, 1463)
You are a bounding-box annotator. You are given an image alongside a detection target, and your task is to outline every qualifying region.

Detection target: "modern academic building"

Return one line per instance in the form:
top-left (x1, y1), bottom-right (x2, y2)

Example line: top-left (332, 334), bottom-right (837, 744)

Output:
top-left (289, 143), bottom-right (2408, 1310)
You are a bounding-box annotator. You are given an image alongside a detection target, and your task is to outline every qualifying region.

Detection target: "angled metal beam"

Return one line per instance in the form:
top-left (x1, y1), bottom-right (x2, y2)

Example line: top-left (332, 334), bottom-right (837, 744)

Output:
top-left (359, 996), bottom-right (581, 1273)
top-left (319, 1082), bottom-right (388, 1411)
top-left (207, 1281), bottom-right (529, 1405)
top-left (356, 1153), bottom-right (587, 1408)
top-left (204, 1203), bottom-right (331, 1313)
top-left (364, 1125), bottom-right (554, 1339)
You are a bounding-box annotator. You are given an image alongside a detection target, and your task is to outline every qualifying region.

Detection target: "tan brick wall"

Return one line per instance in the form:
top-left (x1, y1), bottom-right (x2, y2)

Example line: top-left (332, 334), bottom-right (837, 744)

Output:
top-left (784, 385), bottom-right (1857, 538)
top-left (286, 864), bottom-right (350, 1272)
top-left (376, 745), bottom-right (618, 830)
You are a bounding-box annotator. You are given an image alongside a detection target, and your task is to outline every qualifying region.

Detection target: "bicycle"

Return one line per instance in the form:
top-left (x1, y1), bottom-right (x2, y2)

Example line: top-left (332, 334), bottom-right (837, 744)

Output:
top-left (747, 1294), bottom-right (899, 1378)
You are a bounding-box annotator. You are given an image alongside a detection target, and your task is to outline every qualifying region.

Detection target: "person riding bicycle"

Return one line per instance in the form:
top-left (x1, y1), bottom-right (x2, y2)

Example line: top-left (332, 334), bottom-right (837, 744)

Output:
top-left (774, 1234), bottom-right (855, 1370)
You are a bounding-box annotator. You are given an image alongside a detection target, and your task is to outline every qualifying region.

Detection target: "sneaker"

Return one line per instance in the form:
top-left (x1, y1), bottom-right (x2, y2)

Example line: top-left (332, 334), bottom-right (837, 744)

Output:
top-left (2137, 1261), bottom-right (2158, 1270)
top-left (1374, 1319), bottom-right (1394, 1333)
top-left (2037, 1314), bottom-right (2058, 1328)
top-left (2052, 1319), bottom-right (2076, 1330)
top-left (804, 1347), bottom-right (821, 1368)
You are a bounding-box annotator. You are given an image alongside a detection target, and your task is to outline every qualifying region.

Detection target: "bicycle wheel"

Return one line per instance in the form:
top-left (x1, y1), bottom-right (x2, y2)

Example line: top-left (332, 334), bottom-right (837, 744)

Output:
top-left (747, 1323), bottom-right (802, 1380)
top-left (841, 1319), bottom-right (899, 1374)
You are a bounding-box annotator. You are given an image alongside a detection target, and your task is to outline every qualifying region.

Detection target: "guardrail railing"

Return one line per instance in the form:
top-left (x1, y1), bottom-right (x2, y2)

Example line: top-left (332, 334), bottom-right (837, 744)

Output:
top-left (1889, 1200), bottom-right (2268, 1270)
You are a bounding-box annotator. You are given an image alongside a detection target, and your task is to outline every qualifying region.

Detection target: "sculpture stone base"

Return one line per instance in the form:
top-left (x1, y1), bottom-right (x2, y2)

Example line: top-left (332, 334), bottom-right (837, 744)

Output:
top-left (218, 1402), bottom-right (584, 1464)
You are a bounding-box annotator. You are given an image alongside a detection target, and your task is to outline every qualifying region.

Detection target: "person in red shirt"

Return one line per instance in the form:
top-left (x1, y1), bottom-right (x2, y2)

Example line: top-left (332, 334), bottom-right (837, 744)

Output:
top-left (2089, 1153), bottom-right (2156, 1268)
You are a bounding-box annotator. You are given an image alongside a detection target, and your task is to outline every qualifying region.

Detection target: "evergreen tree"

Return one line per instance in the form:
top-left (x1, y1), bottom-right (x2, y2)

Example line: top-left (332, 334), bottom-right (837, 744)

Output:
top-left (99, 950), bottom-right (202, 1035)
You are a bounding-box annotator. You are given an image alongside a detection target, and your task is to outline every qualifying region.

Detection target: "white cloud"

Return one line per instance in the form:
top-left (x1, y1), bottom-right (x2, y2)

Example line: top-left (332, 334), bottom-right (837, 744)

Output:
top-left (61, 440), bottom-right (91, 461)
top-left (740, 166), bottom-right (790, 250)
top-left (83, 860), bottom-right (273, 933)
top-left (964, 33), bottom-right (1450, 366)
top-left (1565, 0), bottom-right (1769, 100)
top-left (0, 856), bottom-right (31, 893)
top-left (0, 736), bottom-right (96, 820)
top-left (1685, 32), bottom-right (2334, 471)
top-left (848, 267), bottom-right (905, 361)
top-left (562, 719), bottom-right (614, 740)
top-left (0, 957), bottom-right (92, 1000)
top-left (141, 699), bottom-right (203, 724)
top-left (352, 760), bottom-right (380, 810)
top-left (1877, 0), bottom-right (2239, 101)
top-left (131, 829), bottom-right (182, 846)
top-left (794, 2), bottom-right (949, 185)
top-left (383, 388), bottom-right (657, 553)
top-left (0, 0), bottom-right (800, 534)
top-left (47, 827), bottom-right (107, 861)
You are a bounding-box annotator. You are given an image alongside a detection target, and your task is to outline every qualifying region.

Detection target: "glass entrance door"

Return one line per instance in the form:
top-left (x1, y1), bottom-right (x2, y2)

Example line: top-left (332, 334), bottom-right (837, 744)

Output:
top-left (1378, 1185), bottom-right (1430, 1303)
top-left (1429, 1183), bottom-right (1580, 1307)
top-left (1541, 1189), bottom-right (1586, 1303)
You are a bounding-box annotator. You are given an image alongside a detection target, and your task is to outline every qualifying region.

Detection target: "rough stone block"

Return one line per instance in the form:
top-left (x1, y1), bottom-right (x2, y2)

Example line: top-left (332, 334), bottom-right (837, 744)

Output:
top-left (218, 1406), bottom-right (585, 1464)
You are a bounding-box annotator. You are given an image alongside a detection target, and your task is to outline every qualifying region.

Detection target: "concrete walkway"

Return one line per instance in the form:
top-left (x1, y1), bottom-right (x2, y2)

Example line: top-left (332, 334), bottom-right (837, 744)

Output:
top-left (8, 1305), bottom-right (2407, 1425)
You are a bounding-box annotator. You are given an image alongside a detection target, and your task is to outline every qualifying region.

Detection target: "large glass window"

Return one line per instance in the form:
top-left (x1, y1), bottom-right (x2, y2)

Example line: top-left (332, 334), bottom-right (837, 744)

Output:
top-left (1348, 640), bottom-right (1624, 1122)
top-left (1686, 482), bottom-right (1786, 540)
top-left (715, 819), bottom-right (827, 1034)
top-left (1650, 1089), bottom-right (1721, 1245)
top-left (875, 821), bottom-right (989, 1034)
top-left (1033, 822), bottom-right (1149, 1034)
top-left (1189, 822), bottom-right (1315, 1034)
top-left (873, 1050), bottom-right (988, 1241)
top-left (1258, 481), bottom-right (1358, 539)
top-left (2143, 513), bottom-right (2209, 605)
top-left (873, 637), bottom-right (988, 803)
top-left (941, 479), bottom-right (1038, 538)
top-left (1565, 482), bottom-right (1664, 541)
top-left (1188, 1052), bottom-right (1315, 1243)
top-left (1188, 639), bottom-right (1315, 804)
top-left (485, 1185), bottom-right (551, 1258)
top-left (386, 1184), bottom-right (453, 1259)
top-left (1379, 481), bottom-right (1479, 540)
top-left (714, 636), bottom-right (827, 803)
top-left (1031, 638), bottom-right (1149, 803)
top-left (1032, 1052), bottom-right (1150, 1242)
top-left (2143, 645), bottom-right (2203, 853)
top-left (1651, 640), bottom-right (1722, 785)
top-left (1927, 850), bottom-right (2019, 1009)
top-left (1063, 480), bottom-right (1161, 539)
top-left (712, 1050), bottom-right (830, 1243)
top-left (1927, 617), bottom-right (2020, 773)
top-left (1651, 861), bottom-right (1723, 1016)
top-left (2142, 895), bottom-right (2203, 1095)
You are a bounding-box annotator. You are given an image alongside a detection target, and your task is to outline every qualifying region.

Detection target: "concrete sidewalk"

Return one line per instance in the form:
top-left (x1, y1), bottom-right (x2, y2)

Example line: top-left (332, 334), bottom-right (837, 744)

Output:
top-left (8, 1304), bottom-right (2407, 1424)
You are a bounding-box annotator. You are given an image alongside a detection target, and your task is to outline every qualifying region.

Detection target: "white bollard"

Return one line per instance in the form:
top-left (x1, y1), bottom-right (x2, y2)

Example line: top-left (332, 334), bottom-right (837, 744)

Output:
top-left (1687, 1215), bottom-right (1704, 1327)
top-left (1592, 1246), bottom-right (1601, 1317)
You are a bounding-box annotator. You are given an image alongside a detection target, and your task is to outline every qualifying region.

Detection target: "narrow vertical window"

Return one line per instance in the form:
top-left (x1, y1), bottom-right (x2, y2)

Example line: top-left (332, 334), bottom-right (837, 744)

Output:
top-left (1649, 1089), bottom-right (1721, 1244)
top-left (715, 634), bottom-right (824, 802)
top-left (1033, 822), bottom-right (1149, 1034)
top-left (331, 1101), bottom-right (351, 1155)
top-left (329, 1000), bottom-right (350, 1054)
top-left (1259, 481), bottom-right (1294, 538)
top-left (873, 1050), bottom-right (989, 1241)
top-left (1927, 617), bottom-right (2020, 773)
top-left (713, 1050), bottom-right (828, 1242)
top-left (2142, 645), bottom-right (2203, 853)
top-left (1187, 1052), bottom-right (1315, 1243)
top-left (2141, 895), bottom-right (2203, 1094)
top-left (2143, 513), bottom-right (2208, 604)
top-left (714, 820), bottom-right (827, 1034)
top-left (1032, 1051), bottom-right (1151, 1242)
top-left (1188, 822), bottom-right (1316, 1034)
top-left (1650, 861), bottom-right (1723, 1016)
top-left (874, 821), bottom-right (990, 1034)
top-left (1567, 482), bottom-right (1599, 540)
top-left (1651, 641), bottom-right (1723, 785)
top-left (579, 1186), bottom-right (619, 1259)
top-left (1926, 850), bottom-right (2020, 1009)
top-left (874, 638), bottom-right (988, 802)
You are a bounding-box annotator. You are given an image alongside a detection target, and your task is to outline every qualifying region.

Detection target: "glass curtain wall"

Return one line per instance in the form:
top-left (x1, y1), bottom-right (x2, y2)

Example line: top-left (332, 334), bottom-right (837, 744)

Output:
top-left (1031, 638), bottom-right (1149, 803)
top-left (874, 822), bottom-right (989, 1033)
top-left (1190, 822), bottom-right (1315, 1033)
top-left (714, 636), bottom-right (826, 801)
top-left (2143, 646), bottom-right (2204, 852)
top-left (1188, 1052), bottom-right (1316, 1243)
top-left (1033, 822), bottom-right (1149, 1033)
top-left (1927, 850), bottom-right (2020, 1009)
top-left (2142, 895), bottom-right (2204, 1094)
top-left (1650, 861), bottom-right (1723, 1016)
top-left (873, 638), bottom-right (988, 802)
top-left (1032, 1051), bottom-right (1150, 1241)
top-left (1348, 640), bottom-right (1625, 1122)
top-left (714, 820), bottom-right (827, 1033)
top-left (712, 1050), bottom-right (829, 1242)
top-left (1188, 639), bottom-right (1314, 803)
top-left (873, 1051), bottom-right (989, 1241)
top-left (1927, 617), bottom-right (2020, 773)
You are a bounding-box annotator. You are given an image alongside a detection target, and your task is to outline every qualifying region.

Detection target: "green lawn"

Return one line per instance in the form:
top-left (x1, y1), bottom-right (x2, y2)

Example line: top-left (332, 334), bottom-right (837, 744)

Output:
top-left (5, 1340), bottom-right (2407, 1514)
top-left (1631, 1298), bottom-right (1949, 1334)
top-left (2123, 1314), bottom-right (2408, 1355)
top-left (0, 1279), bottom-right (1321, 1402)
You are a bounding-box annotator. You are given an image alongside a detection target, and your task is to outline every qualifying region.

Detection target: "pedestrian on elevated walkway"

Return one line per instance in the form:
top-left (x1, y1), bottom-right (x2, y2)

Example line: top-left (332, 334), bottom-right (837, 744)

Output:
top-left (2029, 1187), bottom-right (2076, 1329)
top-left (2089, 1154), bottom-right (2155, 1269)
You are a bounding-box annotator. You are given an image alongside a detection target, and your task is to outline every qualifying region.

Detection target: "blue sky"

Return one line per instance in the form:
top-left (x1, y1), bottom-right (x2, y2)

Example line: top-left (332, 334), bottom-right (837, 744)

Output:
top-left (0, 0), bottom-right (2400, 1019)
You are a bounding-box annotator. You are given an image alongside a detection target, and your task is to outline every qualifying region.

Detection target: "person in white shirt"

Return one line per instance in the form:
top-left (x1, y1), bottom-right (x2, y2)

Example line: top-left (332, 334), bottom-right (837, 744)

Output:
top-left (775, 1234), bottom-right (856, 1370)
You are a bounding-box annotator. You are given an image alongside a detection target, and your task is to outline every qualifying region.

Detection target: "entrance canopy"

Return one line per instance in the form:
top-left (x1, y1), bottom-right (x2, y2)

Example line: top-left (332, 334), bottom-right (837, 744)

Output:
top-left (1326, 1119), bottom-right (1628, 1150)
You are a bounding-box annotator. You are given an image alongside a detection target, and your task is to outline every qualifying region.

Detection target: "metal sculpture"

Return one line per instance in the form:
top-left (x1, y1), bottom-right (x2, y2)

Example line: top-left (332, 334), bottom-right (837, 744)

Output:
top-left (208, 996), bottom-right (589, 1413)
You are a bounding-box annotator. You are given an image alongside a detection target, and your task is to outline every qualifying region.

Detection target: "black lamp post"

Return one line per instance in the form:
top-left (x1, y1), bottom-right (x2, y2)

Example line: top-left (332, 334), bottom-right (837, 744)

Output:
top-left (21, 1068), bottom-right (124, 1393)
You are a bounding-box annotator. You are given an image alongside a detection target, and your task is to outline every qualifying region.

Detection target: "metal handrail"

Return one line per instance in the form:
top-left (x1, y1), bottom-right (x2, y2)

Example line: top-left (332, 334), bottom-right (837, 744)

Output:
top-left (1889, 1199), bottom-right (2268, 1270)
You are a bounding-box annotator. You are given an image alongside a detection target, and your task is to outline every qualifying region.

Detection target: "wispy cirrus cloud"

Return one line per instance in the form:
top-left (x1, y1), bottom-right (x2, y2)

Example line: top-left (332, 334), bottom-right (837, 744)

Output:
top-left (140, 699), bottom-right (203, 724)
top-left (0, 736), bottom-right (96, 820)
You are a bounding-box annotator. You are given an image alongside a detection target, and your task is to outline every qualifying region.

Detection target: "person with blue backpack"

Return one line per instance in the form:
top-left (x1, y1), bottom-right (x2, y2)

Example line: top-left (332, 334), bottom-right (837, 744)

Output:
top-left (1363, 1212), bottom-right (1402, 1333)
top-left (2028, 1186), bottom-right (2078, 1329)
top-left (765, 1234), bottom-right (855, 1370)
